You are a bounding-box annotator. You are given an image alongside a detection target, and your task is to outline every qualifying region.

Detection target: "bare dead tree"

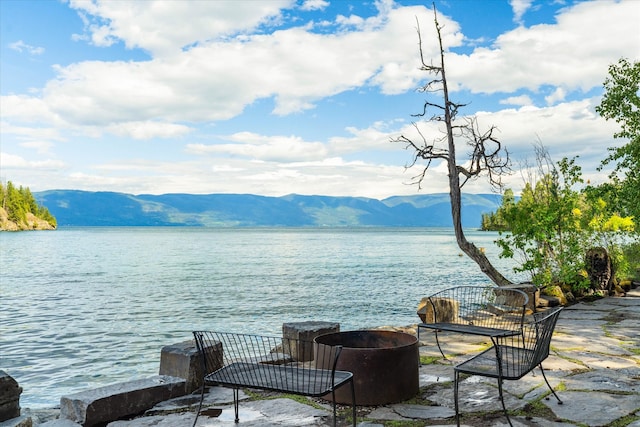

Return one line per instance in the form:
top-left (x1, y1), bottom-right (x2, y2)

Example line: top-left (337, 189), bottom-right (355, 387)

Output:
top-left (392, 5), bottom-right (513, 286)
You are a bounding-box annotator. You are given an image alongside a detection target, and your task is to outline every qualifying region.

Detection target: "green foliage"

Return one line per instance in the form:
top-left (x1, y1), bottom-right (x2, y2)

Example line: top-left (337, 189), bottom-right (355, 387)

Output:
top-left (0, 180), bottom-right (57, 228)
top-left (481, 189), bottom-right (514, 231)
top-left (495, 157), bottom-right (590, 289)
top-left (493, 152), bottom-right (637, 291)
top-left (596, 57), bottom-right (640, 221)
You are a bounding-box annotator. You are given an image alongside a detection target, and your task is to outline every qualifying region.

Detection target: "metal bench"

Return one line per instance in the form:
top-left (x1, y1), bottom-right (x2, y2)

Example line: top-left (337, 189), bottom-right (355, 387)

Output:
top-left (192, 331), bottom-right (356, 427)
top-left (417, 285), bottom-right (529, 358)
top-left (454, 306), bottom-right (564, 426)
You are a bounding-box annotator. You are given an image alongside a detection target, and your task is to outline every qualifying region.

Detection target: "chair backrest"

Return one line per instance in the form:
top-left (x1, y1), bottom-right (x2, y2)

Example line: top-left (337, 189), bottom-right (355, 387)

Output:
top-left (192, 331), bottom-right (343, 378)
top-left (497, 306), bottom-right (563, 373)
top-left (528, 306), bottom-right (563, 367)
top-left (426, 285), bottom-right (528, 330)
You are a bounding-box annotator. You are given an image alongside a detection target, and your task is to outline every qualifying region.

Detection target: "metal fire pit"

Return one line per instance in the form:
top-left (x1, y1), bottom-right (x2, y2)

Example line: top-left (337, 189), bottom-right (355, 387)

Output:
top-left (314, 330), bottom-right (419, 406)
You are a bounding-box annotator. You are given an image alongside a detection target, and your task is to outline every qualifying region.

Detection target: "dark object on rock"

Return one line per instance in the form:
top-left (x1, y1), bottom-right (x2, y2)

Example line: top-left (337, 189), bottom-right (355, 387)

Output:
top-left (586, 247), bottom-right (614, 293)
top-left (0, 370), bottom-right (22, 421)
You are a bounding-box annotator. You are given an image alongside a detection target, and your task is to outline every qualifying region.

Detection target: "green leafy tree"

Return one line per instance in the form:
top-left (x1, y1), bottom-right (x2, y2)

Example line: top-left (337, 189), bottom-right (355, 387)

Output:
top-left (1, 180), bottom-right (57, 228)
top-left (596, 58), bottom-right (640, 219)
top-left (495, 147), bottom-right (590, 290)
top-left (481, 188), bottom-right (514, 231)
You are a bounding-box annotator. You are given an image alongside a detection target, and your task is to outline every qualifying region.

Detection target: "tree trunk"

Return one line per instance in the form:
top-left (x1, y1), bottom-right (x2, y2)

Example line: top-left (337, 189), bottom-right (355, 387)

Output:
top-left (438, 12), bottom-right (513, 287)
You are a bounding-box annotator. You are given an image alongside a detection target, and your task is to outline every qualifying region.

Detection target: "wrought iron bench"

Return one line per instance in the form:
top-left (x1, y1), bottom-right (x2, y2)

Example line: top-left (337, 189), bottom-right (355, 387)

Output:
top-left (453, 306), bottom-right (564, 426)
top-left (192, 331), bottom-right (356, 427)
top-left (417, 285), bottom-right (529, 358)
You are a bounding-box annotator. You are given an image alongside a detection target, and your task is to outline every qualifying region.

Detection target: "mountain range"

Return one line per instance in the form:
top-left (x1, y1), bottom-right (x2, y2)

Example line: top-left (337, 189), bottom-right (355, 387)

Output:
top-left (34, 190), bottom-right (503, 228)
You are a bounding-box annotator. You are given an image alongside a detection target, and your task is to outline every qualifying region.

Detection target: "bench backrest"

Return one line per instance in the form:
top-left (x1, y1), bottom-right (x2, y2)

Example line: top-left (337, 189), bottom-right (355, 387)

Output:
top-left (192, 331), bottom-right (343, 389)
top-left (424, 285), bottom-right (529, 330)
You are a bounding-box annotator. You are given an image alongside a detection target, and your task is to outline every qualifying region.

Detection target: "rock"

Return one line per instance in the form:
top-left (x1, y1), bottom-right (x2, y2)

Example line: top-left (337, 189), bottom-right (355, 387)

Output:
top-left (282, 321), bottom-right (339, 362)
top-left (416, 297), bottom-right (459, 323)
top-left (0, 415), bottom-right (32, 427)
top-left (0, 371), bottom-right (22, 422)
top-left (159, 340), bottom-right (220, 393)
top-left (500, 283), bottom-right (539, 313)
top-left (60, 376), bottom-right (185, 427)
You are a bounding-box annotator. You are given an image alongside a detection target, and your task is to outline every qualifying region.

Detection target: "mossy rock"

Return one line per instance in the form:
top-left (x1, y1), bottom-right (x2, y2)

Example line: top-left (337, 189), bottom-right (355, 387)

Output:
top-left (541, 285), bottom-right (568, 305)
top-left (619, 280), bottom-right (633, 292)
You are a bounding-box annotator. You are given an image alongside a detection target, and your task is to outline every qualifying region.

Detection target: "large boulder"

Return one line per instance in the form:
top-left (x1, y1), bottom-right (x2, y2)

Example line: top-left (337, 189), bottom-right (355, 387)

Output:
top-left (60, 376), bottom-right (185, 427)
top-left (0, 371), bottom-right (22, 422)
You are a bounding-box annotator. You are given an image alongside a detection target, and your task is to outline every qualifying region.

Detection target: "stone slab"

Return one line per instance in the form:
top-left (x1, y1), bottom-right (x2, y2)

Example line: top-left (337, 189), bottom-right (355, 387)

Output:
top-left (543, 390), bottom-right (640, 426)
top-left (108, 397), bottom-right (330, 426)
top-left (37, 420), bottom-right (81, 427)
top-left (60, 375), bottom-right (186, 427)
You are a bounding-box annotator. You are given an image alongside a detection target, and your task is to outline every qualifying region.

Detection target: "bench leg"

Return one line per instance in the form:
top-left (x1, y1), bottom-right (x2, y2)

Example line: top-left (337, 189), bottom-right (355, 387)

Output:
top-left (192, 382), bottom-right (206, 427)
top-left (434, 330), bottom-right (447, 360)
top-left (233, 388), bottom-right (240, 423)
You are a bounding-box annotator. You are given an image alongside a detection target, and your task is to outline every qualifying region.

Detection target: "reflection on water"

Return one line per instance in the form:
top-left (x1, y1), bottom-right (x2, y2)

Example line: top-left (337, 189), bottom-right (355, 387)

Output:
top-left (0, 227), bottom-right (523, 408)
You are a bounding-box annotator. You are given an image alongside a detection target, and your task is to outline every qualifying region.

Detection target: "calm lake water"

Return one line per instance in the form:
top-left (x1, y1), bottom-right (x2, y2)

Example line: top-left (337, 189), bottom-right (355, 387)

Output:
top-left (0, 227), bottom-right (523, 408)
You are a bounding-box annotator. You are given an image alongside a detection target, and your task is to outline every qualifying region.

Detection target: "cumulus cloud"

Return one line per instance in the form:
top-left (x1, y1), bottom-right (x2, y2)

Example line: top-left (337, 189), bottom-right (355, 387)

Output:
top-left (449, 0), bottom-right (639, 95)
top-left (68, 0), bottom-right (294, 56)
top-left (300, 0), bottom-right (329, 12)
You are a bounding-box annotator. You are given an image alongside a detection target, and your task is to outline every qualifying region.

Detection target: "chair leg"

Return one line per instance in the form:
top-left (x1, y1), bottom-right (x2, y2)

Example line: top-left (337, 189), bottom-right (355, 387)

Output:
top-left (496, 378), bottom-right (513, 427)
top-left (350, 378), bottom-right (357, 427)
top-left (191, 382), bottom-right (206, 427)
top-left (434, 330), bottom-right (447, 360)
top-left (233, 388), bottom-right (240, 423)
top-left (331, 388), bottom-right (337, 427)
top-left (454, 370), bottom-right (461, 427)
top-left (539, 364), bottom-right (563, 404)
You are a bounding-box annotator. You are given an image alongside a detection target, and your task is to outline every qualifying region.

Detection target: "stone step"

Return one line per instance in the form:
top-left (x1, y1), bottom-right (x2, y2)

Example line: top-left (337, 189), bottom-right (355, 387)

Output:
top-left (60, 376), bottom-right (185, 427)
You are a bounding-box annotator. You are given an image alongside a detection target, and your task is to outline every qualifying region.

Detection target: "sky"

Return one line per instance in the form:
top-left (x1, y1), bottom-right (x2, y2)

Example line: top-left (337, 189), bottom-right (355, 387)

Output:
top-left (1, 0), bottom-right (639, 199)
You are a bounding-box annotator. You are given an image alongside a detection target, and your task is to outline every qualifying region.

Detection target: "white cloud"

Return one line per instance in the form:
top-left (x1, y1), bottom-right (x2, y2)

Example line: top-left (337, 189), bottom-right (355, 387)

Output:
top-left (20, 140), bottom-right (55, 155)
top-left (186, 132), bottom-right (329, 162)
top-left (500, 95), bottom-right (533, 106)
top-left (0, 152), bottom-right (66, 170)
top-left (509, 0), bottom-right (534, 25)
top-left (449, 0), bottom-right (640, 95)
top-left (106, 121), bottom-right (192, 140)
top-left (68, 0), bottom-right (294, 56)
top-left (300, 0), bottom-right (329, 12)
top-left (8, 40), bottom-right (45, 55)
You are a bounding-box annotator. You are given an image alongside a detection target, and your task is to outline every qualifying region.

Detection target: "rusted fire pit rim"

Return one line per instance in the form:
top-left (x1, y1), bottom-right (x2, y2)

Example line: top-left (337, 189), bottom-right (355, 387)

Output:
top-left (314, 329), bottom-right (417, 350)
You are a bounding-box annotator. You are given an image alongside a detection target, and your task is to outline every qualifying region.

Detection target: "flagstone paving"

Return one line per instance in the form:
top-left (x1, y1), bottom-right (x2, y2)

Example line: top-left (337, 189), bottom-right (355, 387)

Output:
top-left (27, 288), bottom-right (640, 427)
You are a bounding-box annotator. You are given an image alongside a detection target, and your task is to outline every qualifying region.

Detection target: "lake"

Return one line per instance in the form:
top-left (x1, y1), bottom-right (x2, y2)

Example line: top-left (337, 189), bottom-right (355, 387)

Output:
top-left (0, 227), bottom-right (524, 408)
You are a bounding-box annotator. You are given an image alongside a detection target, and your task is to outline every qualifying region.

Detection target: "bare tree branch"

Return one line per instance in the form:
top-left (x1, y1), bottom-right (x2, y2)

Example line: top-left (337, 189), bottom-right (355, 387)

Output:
top-left (391, 3), bottom-right (514, 286)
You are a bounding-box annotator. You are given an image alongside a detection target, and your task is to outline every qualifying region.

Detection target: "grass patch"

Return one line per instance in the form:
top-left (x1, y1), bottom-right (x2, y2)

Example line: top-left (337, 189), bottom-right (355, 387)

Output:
top-left (420, 355), bottom-right (441, 365)
top-left (627, 347), bottom-right (640, 355)
top-left (513, 400), bottom-right (556, 419)
top-left (607, 414), bottom-right (640, 427)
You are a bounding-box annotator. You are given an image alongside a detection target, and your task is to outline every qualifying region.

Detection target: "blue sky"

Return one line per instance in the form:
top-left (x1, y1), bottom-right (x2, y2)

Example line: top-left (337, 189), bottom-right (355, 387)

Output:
top-left (1, 0), bottom-right (639, 199)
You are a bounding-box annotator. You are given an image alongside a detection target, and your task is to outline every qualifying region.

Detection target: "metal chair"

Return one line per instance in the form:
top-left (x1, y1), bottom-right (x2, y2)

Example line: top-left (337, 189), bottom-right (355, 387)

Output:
top-left (453, 306), bottom-right (564, 426)
top-left (417, 285), bottom-right (529, 359)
